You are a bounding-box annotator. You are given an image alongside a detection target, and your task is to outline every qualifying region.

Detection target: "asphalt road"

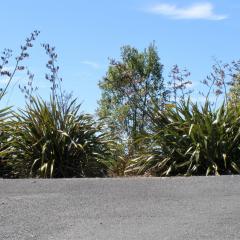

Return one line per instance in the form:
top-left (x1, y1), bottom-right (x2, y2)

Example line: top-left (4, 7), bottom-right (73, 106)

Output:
top-left (1, 176), bottom-right (240, 240)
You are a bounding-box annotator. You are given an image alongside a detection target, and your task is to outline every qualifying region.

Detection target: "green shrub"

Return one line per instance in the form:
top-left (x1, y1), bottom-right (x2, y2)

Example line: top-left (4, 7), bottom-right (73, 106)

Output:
top-left (128, 100), bottom-right (240, 176)
top-left (10, 97), bottom-right (110, 178)
top-left (106, 144), bottom-right (130, 177)
top-left (0, 107), bottom-right (14, 178)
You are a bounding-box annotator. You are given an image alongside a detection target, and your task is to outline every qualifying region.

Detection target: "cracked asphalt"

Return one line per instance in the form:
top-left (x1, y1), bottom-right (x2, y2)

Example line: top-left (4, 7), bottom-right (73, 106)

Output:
top-left (1, 176), bottom-right (240, 240)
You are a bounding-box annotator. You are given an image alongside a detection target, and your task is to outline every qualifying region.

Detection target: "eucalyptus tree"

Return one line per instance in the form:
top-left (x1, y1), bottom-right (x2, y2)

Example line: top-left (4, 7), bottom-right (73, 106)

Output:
top-left (98, 43), bottom-right (166, 157)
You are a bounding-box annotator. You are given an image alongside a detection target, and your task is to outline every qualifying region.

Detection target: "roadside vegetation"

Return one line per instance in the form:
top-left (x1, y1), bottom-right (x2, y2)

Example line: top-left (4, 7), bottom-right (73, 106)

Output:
top-left (1, 31), bottom-right (240, 178)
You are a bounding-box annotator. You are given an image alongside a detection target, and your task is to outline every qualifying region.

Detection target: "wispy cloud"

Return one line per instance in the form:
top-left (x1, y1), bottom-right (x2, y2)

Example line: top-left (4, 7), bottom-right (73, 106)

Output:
top-left (146, 2), bottom-right (227, 20)
top-left (80, 61), bottom-right (100, 69)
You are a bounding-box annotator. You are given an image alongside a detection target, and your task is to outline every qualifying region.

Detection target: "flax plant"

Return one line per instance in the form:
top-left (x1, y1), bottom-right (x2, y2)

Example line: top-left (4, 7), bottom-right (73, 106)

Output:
top-left (10, 97), bottom-right (110, 178)
top-left (128, 99), bottom-right (240, 176)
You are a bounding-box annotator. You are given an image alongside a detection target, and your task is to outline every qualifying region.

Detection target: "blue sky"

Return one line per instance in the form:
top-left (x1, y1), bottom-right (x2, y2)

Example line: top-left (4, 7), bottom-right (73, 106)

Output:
top-left (1, 0), bottom-right (240, 113)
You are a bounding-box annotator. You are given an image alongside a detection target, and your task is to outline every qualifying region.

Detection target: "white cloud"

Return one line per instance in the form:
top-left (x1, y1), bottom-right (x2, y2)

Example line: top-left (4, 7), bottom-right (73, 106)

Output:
top-left (147, 2), bottom-right (227, 20)
top-left (80, 61), bottom-right (100, 69)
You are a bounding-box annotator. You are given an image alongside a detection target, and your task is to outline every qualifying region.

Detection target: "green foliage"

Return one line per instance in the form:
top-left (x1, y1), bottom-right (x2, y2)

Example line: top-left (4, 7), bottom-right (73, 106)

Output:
top-left (98, 43), bottom-right (166, 160)
top-left (2, 32), bottom-right (240, 179)
top-left (229, 74), bottom-right (240, 107)
top-left (9, 97), bottom-right (110, 178)
top-left (128, 100), bottom-right (240, 176)
top-left (0, 107), bottom-right (14, 177)
top-left (104, 141), bottom-right (129, 177)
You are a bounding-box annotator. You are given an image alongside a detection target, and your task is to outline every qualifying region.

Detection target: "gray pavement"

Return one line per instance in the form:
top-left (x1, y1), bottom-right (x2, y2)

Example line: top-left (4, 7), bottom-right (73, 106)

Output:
top-left (0, 176), bottom-right (240, 240)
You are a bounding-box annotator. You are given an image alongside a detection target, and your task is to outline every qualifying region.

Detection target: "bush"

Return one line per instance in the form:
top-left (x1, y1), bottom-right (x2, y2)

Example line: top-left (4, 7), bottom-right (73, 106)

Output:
top-left (10, 97), bottom-right (110, 178)
top-left (128, 100), bottom-right (240, 176)
top-left (0, 107), bottom-right (14, 178)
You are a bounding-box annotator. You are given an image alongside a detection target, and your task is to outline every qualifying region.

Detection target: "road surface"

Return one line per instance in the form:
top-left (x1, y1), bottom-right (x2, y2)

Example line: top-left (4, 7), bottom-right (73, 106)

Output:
top-left (1, 176), bottom-right (240, 239)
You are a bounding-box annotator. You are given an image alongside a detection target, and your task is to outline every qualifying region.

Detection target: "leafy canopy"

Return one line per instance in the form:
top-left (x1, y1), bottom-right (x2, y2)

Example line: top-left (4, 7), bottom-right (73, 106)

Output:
top-left (98, 43), bottom-right (166, 156)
